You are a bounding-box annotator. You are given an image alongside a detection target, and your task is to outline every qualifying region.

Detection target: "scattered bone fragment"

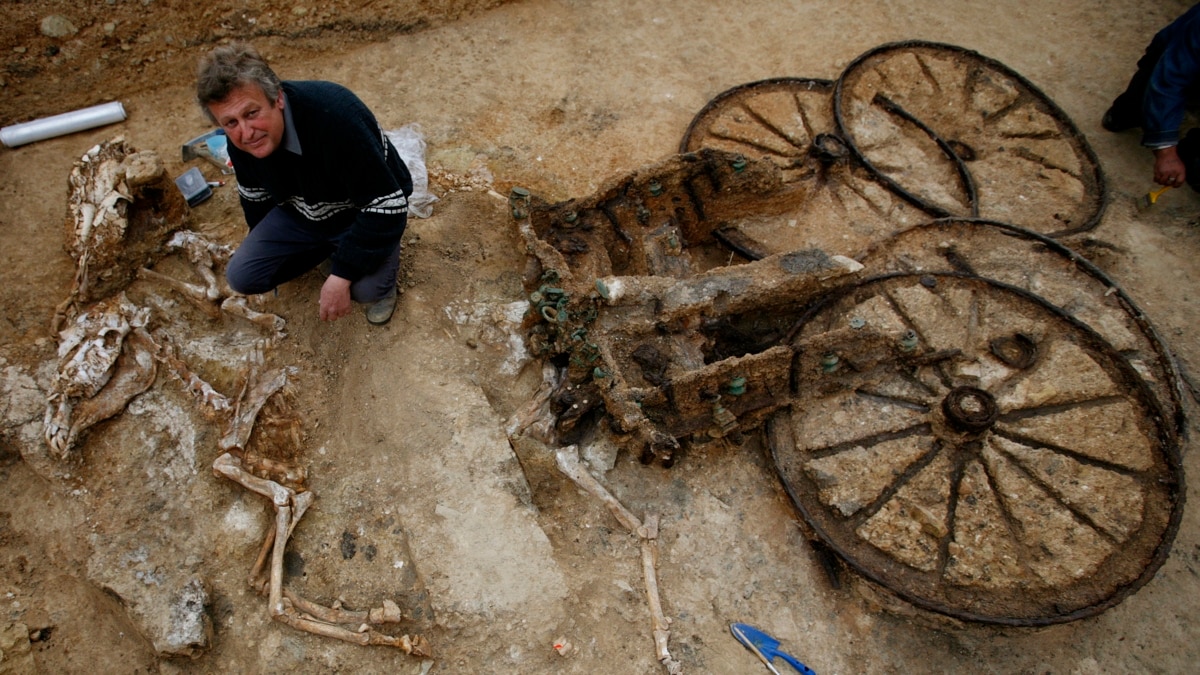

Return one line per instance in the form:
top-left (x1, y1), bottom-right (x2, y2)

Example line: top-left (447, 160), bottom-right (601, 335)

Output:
top-left (552, 636), bottom-right (576, 657)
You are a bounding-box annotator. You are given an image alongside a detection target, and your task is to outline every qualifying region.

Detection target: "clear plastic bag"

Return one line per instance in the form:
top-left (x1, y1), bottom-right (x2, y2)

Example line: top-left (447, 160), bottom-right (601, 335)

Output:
top-left (385, 124), bottom-right (438, 219)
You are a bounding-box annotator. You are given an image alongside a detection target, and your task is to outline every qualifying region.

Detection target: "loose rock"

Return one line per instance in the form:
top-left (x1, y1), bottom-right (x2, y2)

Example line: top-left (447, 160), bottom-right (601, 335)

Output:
top-left (40, 15), bottom-right (78, 39)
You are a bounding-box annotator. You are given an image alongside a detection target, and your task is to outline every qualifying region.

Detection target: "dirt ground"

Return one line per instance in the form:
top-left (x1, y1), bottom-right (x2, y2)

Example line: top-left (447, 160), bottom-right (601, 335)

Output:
top-left (3, 0), bottom-right (1200, 673)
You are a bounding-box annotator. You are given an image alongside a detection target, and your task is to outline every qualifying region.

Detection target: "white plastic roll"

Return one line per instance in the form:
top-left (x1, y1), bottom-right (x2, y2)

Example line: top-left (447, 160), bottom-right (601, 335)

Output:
top-left (0, 101), bottom-right (127, 148)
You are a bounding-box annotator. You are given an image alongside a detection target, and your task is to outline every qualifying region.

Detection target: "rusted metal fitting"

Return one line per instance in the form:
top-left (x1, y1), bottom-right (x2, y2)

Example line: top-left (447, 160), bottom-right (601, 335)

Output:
top-left (712, 399), bottom-right (737, 435)
top-left (727, 376), bottom-right (747, 396)
top-left (510, 186), bottom-right (531, 219)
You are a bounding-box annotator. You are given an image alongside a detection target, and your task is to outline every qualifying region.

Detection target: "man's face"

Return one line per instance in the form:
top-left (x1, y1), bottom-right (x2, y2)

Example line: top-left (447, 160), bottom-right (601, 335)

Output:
top-left (207, 83), bottom-right (286, 159)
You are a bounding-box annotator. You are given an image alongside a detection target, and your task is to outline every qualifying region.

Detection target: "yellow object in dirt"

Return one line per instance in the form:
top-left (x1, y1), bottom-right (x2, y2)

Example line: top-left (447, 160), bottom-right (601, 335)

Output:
top-left (1136, 184), bottom-right (1173, 212)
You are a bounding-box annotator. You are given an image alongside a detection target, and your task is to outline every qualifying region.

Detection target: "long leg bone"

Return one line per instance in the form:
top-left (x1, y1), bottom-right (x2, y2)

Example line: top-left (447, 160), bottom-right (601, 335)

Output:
top-left (221, 296), bottom-right (287, 338)
top-left (555, 444), bottom-right (683, 673)
top-left (213, 451), bottom-right (429, 655)
top-left (505, 364), bottom-right (564, 443)
top-left (137, 267), bottom-right (222, 319)
top-left (273, 605), bottom-right (431, 654)
top-left (282, 591), bottom-right (404, 625)
top-left (555, 445), bottom-right (644, 535)
top-left (161, 230), bottom-right (233, 303)
top-left (641, 515), bottom-right (682, 675)
top-left (269, 502), bottom-right (292, 614)
top-left (142, 231), bottom-right (286, 336)
top-left (249, 526), bottom-right (277, 591)
top-left (247, 490), bottom-right (314, 592)
top-left (208, 340), bottom-right (428, 655)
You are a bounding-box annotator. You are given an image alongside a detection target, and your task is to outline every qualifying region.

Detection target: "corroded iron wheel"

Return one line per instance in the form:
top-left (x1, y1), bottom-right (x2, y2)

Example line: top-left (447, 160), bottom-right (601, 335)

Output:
top-left (681, 77), bottom-right (838, 178)
top-left (680, 77), bottom-right (925, 257)
top-left (770, 273), bottom-right (1182, 625)
top-left (857, 218), bottom-right (1186, 440)
top-left (835, 41), bottom-right (1106, 237)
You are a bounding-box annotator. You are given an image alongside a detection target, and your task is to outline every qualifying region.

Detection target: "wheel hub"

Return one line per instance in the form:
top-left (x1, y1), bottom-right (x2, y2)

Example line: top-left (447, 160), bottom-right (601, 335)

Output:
top-left (941, 386), bottom-right (998, 433)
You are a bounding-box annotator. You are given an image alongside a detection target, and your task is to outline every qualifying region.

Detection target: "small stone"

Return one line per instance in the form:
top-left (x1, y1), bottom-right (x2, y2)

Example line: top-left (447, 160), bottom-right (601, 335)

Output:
top-left (39, 15), bottom-right (78, 39)
top-left (0, 623), bottom-right (34, 671)
top-left (103, 22), bottom-right (116, 36)
top-left (552, 637), bottom-right (575, 657)
top-left (12, 46), bottom-right (26, 54)
top-left (292, 6), bottom-right (309, 16)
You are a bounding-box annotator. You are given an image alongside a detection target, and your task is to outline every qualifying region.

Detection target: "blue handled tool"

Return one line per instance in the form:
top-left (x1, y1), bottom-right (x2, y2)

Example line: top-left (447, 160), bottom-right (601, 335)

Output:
top-left (730, 623), bottom-right (817, 675)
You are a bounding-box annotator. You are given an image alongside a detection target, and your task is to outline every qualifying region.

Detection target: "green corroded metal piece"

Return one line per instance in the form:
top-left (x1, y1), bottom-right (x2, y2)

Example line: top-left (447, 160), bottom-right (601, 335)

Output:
top-left (727, 376), bottom-right (747, 396)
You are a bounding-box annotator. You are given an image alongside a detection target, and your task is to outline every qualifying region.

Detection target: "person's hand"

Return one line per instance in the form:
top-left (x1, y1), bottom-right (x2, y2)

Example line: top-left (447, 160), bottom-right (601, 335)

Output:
top-left (319, 275), bottom-right (353, 321)
top-left (1154, 145), bottom-right (1187, 187)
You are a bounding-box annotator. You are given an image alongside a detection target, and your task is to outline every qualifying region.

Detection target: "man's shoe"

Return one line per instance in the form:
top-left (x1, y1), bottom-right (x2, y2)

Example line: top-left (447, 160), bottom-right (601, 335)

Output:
top-left (1101, 107), bottom-right (1137, 133)
top-left (365, 289), bottom-right (398, 325)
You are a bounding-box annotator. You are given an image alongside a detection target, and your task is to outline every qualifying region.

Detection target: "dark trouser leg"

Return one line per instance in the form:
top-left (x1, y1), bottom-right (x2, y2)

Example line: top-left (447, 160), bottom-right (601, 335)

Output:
top-left (1179, 129), bottom-right (1200, 192)
top-left (226, 207), bottom-right (336, 295)
top-left (226, 207), bottom-right (404, 301)
top-left (347, 239), bottom-right (402, 303)
top-left (1106, 34), bottom-right (1170, 130)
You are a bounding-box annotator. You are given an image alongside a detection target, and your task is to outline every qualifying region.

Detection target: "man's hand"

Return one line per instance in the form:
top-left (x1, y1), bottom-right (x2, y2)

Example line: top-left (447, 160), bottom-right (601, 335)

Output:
top-left (1154, 145), bottom-right (1187, 187)
top-left (319, 275), bottom-right (353, 321)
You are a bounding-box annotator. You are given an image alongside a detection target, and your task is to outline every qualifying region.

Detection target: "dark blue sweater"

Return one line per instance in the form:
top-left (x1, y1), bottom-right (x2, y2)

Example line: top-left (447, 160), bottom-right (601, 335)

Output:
top-left (229, 80), bottom-right (413, 281)
top-left (1143, 4), bottom-right (1200, 147)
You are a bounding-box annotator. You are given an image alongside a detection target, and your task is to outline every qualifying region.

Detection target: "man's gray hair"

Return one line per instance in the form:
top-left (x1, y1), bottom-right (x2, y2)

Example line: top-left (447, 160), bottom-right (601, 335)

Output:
top-left (196, 42), bottom-right (281, 123)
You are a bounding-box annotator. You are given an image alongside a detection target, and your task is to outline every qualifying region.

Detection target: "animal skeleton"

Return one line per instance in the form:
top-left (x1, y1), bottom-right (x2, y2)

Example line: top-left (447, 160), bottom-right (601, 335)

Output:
top-left (46, 136), bottom-right (429, 657)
